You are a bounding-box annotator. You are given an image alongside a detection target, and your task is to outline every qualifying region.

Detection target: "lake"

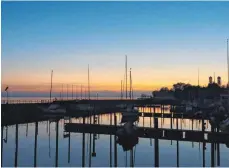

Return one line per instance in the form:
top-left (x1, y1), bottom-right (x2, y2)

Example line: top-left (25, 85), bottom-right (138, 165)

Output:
top-left (2, 109), bottom-right (229, 167)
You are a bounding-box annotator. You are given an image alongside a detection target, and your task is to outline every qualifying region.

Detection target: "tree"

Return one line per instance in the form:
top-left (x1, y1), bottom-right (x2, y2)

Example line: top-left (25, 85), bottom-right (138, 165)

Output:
top-left (160, 87), bottom-right (169, 92)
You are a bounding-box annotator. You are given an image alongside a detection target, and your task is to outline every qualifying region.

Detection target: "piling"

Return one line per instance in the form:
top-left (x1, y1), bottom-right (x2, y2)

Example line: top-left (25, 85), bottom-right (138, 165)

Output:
top-left (217, 126), bottom-right (220, 166)
top-left (114, 115), bottom-right (117, 167)
top-left (1, 126), bottom-right (3, 166)
top-left (82, 117), bottom-right (85, 167)
top-left (89, 133), bottom-right (92, 167)
top-left (110, 113), bottom-right (112, 167)
top-left (68, 122), bottom-right (71, 163)
top-left (14, 124), bottom-right (18, 167)
top-left (26, 123), bottom-right (28, 137)
top-left (154, 118), bottom-right (159, 167)
top-left (55, 120), bottom-right (59, 167)
top-left (211, 125), bottom-right (215, 167)
top-left (34, 122), bottom-right (38, 167)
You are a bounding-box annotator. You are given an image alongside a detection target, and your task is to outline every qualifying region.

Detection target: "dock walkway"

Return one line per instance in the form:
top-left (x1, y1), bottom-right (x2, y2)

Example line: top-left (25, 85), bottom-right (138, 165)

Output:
top-left (65, 123), bottom-right (229, 144)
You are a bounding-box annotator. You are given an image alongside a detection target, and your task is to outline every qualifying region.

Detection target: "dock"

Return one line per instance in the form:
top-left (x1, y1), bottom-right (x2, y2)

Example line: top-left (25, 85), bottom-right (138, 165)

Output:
top-left (65, 123), bottom-right (229, 144)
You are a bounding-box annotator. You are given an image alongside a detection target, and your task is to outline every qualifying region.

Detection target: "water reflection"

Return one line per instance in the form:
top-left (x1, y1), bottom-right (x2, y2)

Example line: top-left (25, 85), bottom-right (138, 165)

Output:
top-left (1, 108), bottom-right (229, 167)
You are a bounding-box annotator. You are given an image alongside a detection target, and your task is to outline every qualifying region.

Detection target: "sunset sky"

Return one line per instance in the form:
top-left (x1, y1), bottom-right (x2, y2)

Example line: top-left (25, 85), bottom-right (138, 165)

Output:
top-left (2, 1), bottom-right (229, 95)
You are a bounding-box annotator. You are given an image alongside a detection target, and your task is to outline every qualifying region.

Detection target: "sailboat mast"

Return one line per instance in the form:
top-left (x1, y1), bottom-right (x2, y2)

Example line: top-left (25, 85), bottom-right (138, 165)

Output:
top-left (50, 70), bottom-right (53, 102)
top-left (88, 64), bottom-right (90, 100)
top-left (227, 39), bottom-right (229, 87)
top-left (198, 68), bottom-right (199, 86)
top-left (61, 84), bottom-right (63, 100)
top-left (131, 71), bottom-right (133, 99)
top-left (81, 84), bottom-right (83, 100)
top-left (67, 84), bottom-right (68, 100)
top-left (125, 55), bottom-right (127, 99)
top-left (129, 68), bottom-right (132, 99)
top-left (72, 84), bottom-right (73, 100)
top-left (121, 80), bottom-right (123, 99)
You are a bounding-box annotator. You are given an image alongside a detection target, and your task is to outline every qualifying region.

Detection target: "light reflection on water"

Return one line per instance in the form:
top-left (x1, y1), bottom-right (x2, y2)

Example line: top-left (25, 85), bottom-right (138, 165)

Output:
top-left (2, 108), bottom-right (229, 167)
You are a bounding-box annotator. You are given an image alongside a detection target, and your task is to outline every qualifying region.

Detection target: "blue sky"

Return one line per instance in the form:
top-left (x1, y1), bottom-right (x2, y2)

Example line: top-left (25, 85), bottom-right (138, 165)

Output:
top-left (2, 1), bottom-right (229, 94)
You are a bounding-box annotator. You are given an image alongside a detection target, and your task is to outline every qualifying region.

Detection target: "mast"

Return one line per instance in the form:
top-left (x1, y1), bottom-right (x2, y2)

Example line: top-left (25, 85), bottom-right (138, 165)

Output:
top-left (227, 39), bottom-right (229, 87)
top-left (125, 55), bottom-right (127, 99)
top-left (50, 70), bottom-right (53, 102)
top-left (81, 84), bottom-right (83, 100)
top-left (88, 64), bottom-right (90, 100)
top-left (129, 68), bottom-right (132, 99)
top-left (198, 68), bottom-right (199, 86)
top-left (75, 85), bottom-right (77, 99)
top-left (121, 80), bottom-right (122, 99)
top-left (61, 84), bottom-right (63, 100)
top-left (131, 70), bottom-right (133, 99)
top-left (67, 84), bottom-right (68, 100)
top-left (72, 84), bottom-right (73, 100)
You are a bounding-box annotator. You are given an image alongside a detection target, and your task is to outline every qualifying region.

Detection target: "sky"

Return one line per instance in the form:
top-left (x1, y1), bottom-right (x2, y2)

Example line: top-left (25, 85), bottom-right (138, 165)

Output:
top-left (1, 1), bottom-right (229, 96)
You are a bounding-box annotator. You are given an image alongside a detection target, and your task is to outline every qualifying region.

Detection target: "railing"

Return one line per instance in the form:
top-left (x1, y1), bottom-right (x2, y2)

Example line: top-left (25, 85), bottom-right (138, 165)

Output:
top-left (1, 99), bottom-right (53, 104)
top-left (3, 100), bottom-right (42, 104)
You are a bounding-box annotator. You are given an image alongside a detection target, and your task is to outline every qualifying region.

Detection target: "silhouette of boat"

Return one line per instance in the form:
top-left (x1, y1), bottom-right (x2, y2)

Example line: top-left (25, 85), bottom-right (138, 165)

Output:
top-left (38, 103), bottom-right (66, 116)
top-left (116, 121), bottom-right (139, 151)
top-left (121, 105), bottom-right (139, 117)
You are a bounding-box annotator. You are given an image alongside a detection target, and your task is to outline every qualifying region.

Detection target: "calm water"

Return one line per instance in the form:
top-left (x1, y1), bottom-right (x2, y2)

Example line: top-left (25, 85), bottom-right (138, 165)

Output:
top-left (2, 108), bottom-right (229, 167)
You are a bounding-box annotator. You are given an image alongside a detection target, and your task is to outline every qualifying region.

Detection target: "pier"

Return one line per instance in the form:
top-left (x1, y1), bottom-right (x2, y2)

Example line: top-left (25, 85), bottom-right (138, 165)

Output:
top-left (65, 122), bottom-right (229, 144)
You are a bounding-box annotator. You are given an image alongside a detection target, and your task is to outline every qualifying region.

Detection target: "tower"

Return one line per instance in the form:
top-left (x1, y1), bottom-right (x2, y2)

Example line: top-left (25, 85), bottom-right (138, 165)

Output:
top-left (217, 76), bottom-right (221, 86)
top-left (209, 76), bottom-right (213, 84)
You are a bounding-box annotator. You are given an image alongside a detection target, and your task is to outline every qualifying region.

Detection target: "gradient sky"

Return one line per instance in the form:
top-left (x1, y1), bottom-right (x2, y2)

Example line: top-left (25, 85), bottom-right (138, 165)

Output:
top-left (2, 1), bottom-right (229, 93)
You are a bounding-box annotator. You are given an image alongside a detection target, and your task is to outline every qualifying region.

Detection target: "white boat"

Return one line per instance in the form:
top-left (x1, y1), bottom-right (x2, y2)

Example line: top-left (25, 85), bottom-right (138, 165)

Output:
top-left (38, 103), bottom-right (66, 115)
top-left (116, 121), bottom-right (138, 137)
top-left (121, 106), bottom-right (139, 117)
top-left (219, 117), bottom-right (229, 132)
top-left (185, 105), bottom-right (192, 112)
top-left (76, 104), bottom-right (94, 111)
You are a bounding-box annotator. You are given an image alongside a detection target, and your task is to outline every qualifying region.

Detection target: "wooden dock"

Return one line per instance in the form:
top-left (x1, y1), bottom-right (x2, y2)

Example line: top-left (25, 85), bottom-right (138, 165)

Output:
top-left (65, 123), bottom-right (229, 144)
top-left (138, 112), bottom-right (208, 119)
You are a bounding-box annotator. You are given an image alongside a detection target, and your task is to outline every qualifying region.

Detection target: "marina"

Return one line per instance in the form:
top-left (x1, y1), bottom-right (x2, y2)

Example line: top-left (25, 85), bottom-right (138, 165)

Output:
top-left (1, 112), bottom-right (229, 167)
top-left (1, 1), bottom-right (229, 167)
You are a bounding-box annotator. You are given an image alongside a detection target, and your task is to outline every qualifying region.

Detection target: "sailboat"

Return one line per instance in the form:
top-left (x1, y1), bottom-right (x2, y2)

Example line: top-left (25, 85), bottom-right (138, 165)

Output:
top-left (38, 102), bottom-right (66, 116)
top-left (38, 70), bottom-right (66, 116)
top-left (121, 63), bottom-right (139, 118)
top-left (209, 39), bottom-right (229, 133)
top-left (116, 57), bottom-right (139, 152)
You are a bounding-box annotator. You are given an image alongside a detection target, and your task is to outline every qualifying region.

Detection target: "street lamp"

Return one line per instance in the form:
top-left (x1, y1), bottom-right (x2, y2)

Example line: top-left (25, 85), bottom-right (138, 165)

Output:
top-left (5, 86), bottom-right (9, 104)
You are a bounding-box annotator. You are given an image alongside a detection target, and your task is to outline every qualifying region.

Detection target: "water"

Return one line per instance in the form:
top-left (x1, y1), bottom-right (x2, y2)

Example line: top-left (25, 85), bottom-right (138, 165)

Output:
top-left (2, 110), bottom-right (229, 167)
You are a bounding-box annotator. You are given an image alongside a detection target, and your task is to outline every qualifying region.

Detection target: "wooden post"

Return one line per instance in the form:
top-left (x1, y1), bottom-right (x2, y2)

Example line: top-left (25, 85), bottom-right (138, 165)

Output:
top-left (92, 133), bottom-right (96, 157)
top-left (154, 118), bottom-right (159, 167)
top-left (89, 133), bottom-right (92, 167)
top-left (176, 117), bottom-right (179, 167)
top-left (68, 126), bottom-right (71, 163)
top-left (143, 107), bottom-right (145, 127)
top-left (201, 118), bottom-right (206, 168)
top-left (34, 122), bottom-right (38, 167)
top-left (110, 113), bottom-right (112, 167)
top-left (55, 120), bottom-right (59, 167)
top-left (49, 121), bottom-right (51, 158)
top-left (14, 124), bottom-right (18, 167)
top-left (211, 125), bottom-right (215, 167)
top-left (82, 118), bottom-right (85, 167)
top-left (1, 126), bottom-right (3, 166)
top-left (114, 115), bottom-right (117, 167)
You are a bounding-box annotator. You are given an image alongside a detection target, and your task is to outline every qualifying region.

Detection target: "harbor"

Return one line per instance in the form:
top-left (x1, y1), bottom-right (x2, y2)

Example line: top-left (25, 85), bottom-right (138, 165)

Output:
top-left (1, 112), bottom-right (229, 167)
top-left (2, 1), bottom-right (229, 167)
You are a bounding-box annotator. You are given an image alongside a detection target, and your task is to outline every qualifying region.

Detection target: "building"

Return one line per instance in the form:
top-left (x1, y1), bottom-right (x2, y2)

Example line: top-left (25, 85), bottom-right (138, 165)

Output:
top-left (209, 76), bottom-right (213, 84)
top-left (152, 91), bottom-right (175, 100)
top-left (217, 76), bottom-right (221, 86)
